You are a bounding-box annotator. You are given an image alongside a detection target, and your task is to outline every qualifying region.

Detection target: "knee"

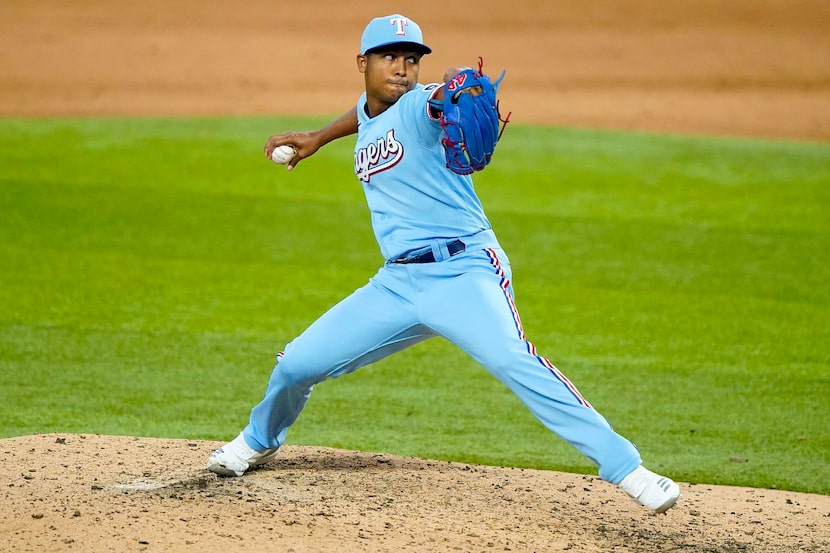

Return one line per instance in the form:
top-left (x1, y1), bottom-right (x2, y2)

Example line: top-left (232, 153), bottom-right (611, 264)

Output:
top-left (269, 347), bottom-right (325, 389)
top-left (477, 342), bottom-right (552, 389)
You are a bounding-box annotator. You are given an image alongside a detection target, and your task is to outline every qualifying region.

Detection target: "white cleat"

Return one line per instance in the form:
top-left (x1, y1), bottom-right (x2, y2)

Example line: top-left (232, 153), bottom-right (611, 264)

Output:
top-left (207, 432), bottom-right (279, 477)
top-left (618, 465), bottom-right (681, 514)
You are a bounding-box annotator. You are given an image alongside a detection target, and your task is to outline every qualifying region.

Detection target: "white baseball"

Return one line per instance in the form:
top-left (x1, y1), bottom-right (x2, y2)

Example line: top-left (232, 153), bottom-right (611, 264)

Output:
top-left (271, 145), bottom-right (296, 165)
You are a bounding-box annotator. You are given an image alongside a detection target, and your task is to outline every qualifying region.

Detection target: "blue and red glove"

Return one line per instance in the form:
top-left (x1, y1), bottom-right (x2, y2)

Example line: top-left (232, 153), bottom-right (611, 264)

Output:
top-left (432, 59), bottom-right (511, 175)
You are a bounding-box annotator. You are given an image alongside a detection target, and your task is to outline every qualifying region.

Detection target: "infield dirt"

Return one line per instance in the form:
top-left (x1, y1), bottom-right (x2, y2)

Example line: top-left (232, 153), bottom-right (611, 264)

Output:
top-left (1, 1), bottom-right (829, 552)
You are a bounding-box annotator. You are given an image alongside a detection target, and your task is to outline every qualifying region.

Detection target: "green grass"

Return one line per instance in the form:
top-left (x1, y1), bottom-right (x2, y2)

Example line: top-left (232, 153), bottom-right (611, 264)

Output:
top-left (0, 116), bottom-right (827, 495)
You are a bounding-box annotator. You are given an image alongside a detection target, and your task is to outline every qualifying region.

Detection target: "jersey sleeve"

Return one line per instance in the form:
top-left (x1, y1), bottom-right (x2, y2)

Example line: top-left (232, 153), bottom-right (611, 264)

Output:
top-left (401, 83), bottom-right (444, 148)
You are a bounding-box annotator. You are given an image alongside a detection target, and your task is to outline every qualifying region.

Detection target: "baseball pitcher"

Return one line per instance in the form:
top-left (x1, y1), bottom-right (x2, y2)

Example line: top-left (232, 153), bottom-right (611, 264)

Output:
top-left (208, 13), bottom-right (680, 515)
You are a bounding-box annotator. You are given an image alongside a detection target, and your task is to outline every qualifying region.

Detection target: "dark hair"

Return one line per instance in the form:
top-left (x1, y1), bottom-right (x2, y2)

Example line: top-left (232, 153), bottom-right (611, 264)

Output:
top-left (365, 42), bottom-right (430, 57)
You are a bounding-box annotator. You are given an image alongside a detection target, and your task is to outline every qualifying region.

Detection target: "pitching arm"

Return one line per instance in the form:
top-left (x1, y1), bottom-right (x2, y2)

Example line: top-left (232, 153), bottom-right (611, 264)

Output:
top-left (263, 107), bottom-right (359, 171)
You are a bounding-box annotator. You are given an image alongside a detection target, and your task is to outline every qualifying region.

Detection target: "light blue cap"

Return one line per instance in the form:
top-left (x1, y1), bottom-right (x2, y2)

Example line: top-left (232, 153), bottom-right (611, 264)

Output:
top-left (360, 14), bottom-right (431, 55)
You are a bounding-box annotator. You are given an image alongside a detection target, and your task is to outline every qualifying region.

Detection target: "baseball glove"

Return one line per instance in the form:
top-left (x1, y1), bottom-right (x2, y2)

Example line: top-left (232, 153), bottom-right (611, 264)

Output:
top-left (432, 58), bottom-right (511, 175)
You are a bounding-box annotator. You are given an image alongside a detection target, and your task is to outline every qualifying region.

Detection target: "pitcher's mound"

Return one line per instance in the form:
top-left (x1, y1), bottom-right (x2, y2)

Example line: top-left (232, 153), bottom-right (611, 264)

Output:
top-left (3, 434), bottom-right (828, 552)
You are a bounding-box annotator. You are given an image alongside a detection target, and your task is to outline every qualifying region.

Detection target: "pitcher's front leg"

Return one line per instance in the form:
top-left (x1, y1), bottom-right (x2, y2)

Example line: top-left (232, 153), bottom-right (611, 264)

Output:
top-left (244, 278), bottom-right (434, 451)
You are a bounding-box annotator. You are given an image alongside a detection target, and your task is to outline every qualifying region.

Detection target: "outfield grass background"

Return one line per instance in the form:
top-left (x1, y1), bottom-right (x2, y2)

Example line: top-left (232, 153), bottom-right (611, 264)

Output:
top-left (0, 116), bottom-right (827, 495)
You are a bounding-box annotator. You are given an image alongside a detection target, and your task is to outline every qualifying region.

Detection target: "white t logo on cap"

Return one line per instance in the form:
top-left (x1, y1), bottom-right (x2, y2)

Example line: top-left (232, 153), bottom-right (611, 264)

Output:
top-left (390, 17), bottom-right (409, 36)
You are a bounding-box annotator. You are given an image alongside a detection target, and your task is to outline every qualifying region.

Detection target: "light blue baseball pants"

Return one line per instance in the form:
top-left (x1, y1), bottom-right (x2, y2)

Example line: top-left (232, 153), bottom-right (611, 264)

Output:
top-left (243, 230), bottom-right (641, 483)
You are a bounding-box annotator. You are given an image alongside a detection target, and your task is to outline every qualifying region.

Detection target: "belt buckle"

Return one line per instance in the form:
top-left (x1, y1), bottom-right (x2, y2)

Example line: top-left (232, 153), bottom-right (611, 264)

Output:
top-left (393, 245), bottom-right (431, 264)
top-left (392, 239), bottom-right (465, 264)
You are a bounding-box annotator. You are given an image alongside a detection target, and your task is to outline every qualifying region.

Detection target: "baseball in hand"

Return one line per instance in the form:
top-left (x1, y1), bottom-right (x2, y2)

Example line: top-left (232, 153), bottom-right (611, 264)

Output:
top-left (271, 145), bottom-right (296, 165)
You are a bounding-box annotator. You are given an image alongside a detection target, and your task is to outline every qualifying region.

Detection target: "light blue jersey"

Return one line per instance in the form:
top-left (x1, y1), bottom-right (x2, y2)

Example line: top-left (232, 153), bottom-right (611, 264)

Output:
top-left (354, 83), bottom-right (492, 260)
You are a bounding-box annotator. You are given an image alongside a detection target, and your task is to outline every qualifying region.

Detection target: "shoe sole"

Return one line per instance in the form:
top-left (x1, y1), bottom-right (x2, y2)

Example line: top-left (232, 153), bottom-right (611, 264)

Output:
top-left (207, 460), bottom-right (245, 477)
